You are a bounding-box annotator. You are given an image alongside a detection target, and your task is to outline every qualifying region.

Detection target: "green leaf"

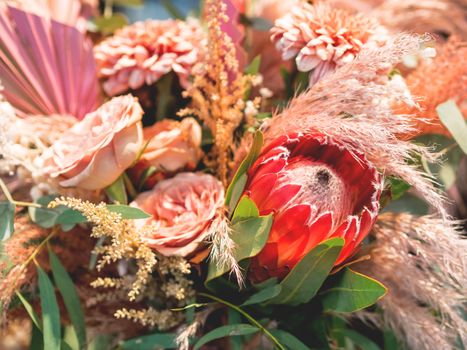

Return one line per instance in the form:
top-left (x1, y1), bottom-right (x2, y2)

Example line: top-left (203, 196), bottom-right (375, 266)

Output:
top-left (437, 100), bottom-right (467, 154)
top-left (321, 268), bottom-right (387, 313)
top-left (268, 238), bottom-right (344, 306)
top-left (49, 249), bottom-right (87, 349)
top-left (113, 0), bottom-right (143, 6)
top-left (105, 176), bottom-right (128, 204)
top-left (242, 284), bottom-right (282, 306)
top-left (29, 323), bottom-right (44, 350)
top-left (0, 201), bottom-right (15, 241)
top-left (160, 0), bottom-right (184, 19)
top-left (227, 309), bottom-right (243, 350)
top-left (37, 265), bottom-right (61, 350)
top-left (107, 204), bottom-right (151, 219)
top-left (138, 166), bottom-right (157, 190)
top-left (389, 177), bottom-right (411, 201)
top-left (269, 329), bottom-right (310, 350)
top-left (336, 329), bottom-right (381, 350)
top-left (120, 333), bottom-right (177, 350)
top-left (193, 324), bottom-right (259, 350)
top-left (55, 209), bottom-right (87, 229)
top-left (383, 329), bottom-right (399, 350)
top-left (94, 13), bottom-right (128, 35)
top-left (16, 291), bottom-right (42, 330)
top-left (225, 131), bottom-right (263, 214)
top-left (256, 112), bottom-right (272, 120)
top-left (206, 213), bottom-right (273, 282)
top-left (244, 55), bottom-right (261, 75)
top-left (231, 196), bottom-right (259, 224)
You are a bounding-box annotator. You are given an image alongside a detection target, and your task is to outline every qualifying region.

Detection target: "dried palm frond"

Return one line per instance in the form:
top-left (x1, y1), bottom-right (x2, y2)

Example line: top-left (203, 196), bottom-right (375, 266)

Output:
top-left (355, 213), bottom-right (466, 350)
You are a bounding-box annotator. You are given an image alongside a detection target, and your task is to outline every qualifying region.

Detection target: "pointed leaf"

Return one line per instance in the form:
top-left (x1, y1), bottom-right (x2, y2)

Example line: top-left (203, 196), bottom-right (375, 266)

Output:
top-left (437, 100), bottom-right (467, 154)
top-left (37, 265), bottom-right (61, 350)
top-left (49, 249), bottom-right (87, 349)
top-left (268, 238), bottom-right (344, 305)
top-left (244, 55), bottom-right (261, 75)
top-left (269, 329), bottom-right (310, 350)
top-left (335, 329), bottom-right (381, 350)
top-left (105, 176), bottom-right (128, 204)
top-left (16, 291), bottom-right (42, 330)
top-left (194, 324), bottom-right (259, 350)
top-left (120, 333), bottom-right (177, 350)
top-left (321, 268), bottom-right (387, 313)
top-left (0, 201), bottom-right (15, 241)
top-left (232, 195), bottom-right (259, 224)
top-left (107, 204), bottom-right (151, 219)
top-left (242, 284), bottom-right (282, 306)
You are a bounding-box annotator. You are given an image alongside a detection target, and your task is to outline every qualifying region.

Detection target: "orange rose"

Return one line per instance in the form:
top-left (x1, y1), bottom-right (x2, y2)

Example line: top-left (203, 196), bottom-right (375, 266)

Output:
top-left (141, 118), bottom-right (202, 172)
top-left (130, 172), bottom-right (224, 257)
top-left (42, 95), bottom-right (143, 190)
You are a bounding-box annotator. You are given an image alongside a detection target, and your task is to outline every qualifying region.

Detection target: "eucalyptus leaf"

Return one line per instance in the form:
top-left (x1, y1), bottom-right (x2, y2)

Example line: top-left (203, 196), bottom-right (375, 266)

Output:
top-left (0, 201), bottom-right (15, 241)
top-left (49, 249), bottom-right (87, 349)
top-left (269, 329), bottom-right (310, 350)
top-left (437, 100), bottom-right (467, 154)
top-left (242, 284), bottom-right (282, 306)
top-left (105, 176), bottom-right (128, 204)
top-left (225, 131), bottom-right (263, 213)
top-left (193, 324), bottom-right (259, 350)
top-left (206, 213), bottom-right (273, 282)
top-left (16, 291), bottom-right (42, 330)
top-left (268, 238), bottom-right (344, 306)
top-left (29, 323), bottom-right (44, 350)
top-left (37, 265), bottom-right (61, 350)
top-left (120, 333), bottom-right (177, 350)
top-left (107, 204), bottom-right (151, 219)
top-left (336, 329), bottom-right (381, 350)
top-left (321, 268), bottom-right (387, 313)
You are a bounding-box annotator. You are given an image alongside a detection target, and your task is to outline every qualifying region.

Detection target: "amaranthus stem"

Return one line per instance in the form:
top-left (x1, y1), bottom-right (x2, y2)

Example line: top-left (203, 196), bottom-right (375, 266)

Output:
top-left (21, 228), bottom-right (58, 269)
top-left (198, 292), bottom-right (285, 350)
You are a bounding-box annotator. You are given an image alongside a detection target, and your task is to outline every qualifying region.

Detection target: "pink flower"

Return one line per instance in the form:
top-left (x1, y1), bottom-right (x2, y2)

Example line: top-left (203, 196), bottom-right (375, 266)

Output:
top-left (131, 173), bottom-right (224, 257)
top-left (42, 95), bottom-right (143, 190)
top-left (94, 18), bottom-right (206, 96)
top-left (271, 2), bottom-right (387, 83)
top-left (141, 118), bottom-right (202, 172)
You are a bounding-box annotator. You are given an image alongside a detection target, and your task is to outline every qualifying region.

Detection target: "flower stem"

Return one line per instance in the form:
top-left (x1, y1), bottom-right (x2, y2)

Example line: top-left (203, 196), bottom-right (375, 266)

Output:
top-left (198, 292), bottom-right (285, 350)
top-left (0, 177), bottom-right (42, 208)
top-left (21, 228), bottom-right (58, 269)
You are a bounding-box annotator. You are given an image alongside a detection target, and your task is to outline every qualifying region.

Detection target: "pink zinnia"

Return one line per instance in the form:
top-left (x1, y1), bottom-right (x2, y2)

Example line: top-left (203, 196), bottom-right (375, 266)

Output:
top-left (271, 2), bottom-right (387, 83)
top-left (94, 18), bottom-right (206, 97)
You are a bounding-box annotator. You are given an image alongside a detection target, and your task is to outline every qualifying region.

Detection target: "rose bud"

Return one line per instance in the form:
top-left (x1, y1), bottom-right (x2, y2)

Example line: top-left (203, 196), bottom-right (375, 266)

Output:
top-left (41, 95), bottom-right (143, 190)
top-left (141, 118), bottom-right (203, 173)
top-left (244, 132), bottom-right (381, 282)
top-left (130, 172), bottom-right (224, 257)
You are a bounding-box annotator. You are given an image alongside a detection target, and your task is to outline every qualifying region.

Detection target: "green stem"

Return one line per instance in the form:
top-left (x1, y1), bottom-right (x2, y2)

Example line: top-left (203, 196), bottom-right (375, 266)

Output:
top-left (0, 177), bottom-right (41, 208)
top-left (198, 292), bottom-right (285, 350)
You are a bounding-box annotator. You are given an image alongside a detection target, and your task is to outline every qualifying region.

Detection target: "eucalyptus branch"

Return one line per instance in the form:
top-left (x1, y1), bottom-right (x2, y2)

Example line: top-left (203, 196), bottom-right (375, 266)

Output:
top-left (0, 177), bottom-right (42, 208)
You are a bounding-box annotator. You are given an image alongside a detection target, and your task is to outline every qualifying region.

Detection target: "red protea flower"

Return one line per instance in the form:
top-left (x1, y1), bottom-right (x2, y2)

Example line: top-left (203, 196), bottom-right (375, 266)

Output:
top-left (244, 132), bottom-right (381, 282)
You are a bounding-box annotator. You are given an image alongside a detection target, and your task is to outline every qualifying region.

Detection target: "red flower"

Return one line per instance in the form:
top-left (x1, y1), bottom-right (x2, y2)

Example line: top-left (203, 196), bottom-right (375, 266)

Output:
top-left (244, 132), bottom-right (381, 282)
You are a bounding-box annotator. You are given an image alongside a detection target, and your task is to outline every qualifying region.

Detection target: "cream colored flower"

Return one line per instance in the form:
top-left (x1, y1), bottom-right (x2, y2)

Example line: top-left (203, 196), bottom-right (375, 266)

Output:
top-left (41, 95), bottom-right (143, 190)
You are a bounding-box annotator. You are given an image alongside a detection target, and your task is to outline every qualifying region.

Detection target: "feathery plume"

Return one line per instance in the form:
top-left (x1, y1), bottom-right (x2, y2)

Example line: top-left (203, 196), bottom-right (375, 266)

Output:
top-left (355, 212), bottom-right (466, 350)
top-left (263, 34), bottom-right (447, 216)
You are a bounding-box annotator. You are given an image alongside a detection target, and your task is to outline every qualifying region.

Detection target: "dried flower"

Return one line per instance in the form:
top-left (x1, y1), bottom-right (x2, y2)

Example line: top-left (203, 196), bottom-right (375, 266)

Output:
top-left (179, 0), bottom-right (253, 184)
top-left (355, 213), bottom-right (467, 350)
top-left (244, 132), bottom-right (381, 282)
top-left (130, 172), bottom-right (225, 258)
top-left (140, 118), bottom-right (203, 172)
top-left (271, 2), bottom-right (387, 84)
top-left (94, 18), bottom-right (206, 96)
top-left (40, 95), bottom-right (143, 190)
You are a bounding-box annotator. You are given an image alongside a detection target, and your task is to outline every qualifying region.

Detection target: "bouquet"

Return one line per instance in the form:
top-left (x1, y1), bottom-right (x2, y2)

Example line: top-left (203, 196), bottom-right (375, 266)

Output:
top-left (0, 0), bottom-right (466, 349)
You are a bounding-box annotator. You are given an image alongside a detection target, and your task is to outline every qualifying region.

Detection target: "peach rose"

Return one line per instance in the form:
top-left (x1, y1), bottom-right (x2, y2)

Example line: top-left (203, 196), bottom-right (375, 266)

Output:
top-left (141, 118), bottom-right (202, 172)
top-left (131, 172), bottom-right (224, 257)
top-left (42, 95), bottom-right (143, 190)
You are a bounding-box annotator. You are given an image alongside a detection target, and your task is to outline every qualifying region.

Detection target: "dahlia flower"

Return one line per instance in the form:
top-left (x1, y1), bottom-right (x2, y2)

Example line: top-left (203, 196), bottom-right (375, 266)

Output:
top-left (94, 18), bottom-right (206, 96)
top-left (131, 173), bottom-right (224, 258)
top-left (41, 95), bottom-right (143, 190)
top-left (271, 2), bottom-right (387, 83)
top-left (244, 132), bottom-right (381, 282)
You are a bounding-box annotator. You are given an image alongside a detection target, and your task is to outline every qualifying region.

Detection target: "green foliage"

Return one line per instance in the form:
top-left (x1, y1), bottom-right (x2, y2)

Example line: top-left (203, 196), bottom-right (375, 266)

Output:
top-left (389, 177), bottom-right (411, 200)
top-left (120, 333), bottom-right (177, 349)
top-left (231, 196), bottom-right (259, 224)
top-left (225, 130), bottom-right (263, 214)
top-left (244, 56), bottom-right (261, 75)
top-left (194, 324), bottom-right (259, 350)
top-left (242, 284), bottom-right (282, 306)
top-left (0, 201), bottom-right (15, 241)
top-left (321, 268), bottom-right (387, 313)
top-left (107, 204), bottom-right (151, 219)
top-left (268, 238), bottom-right (344, 305)
top-left (49, 249), bottom-right (87, 349)
top-left (436, 100), bottom-right (467, 154)
top-left (37, 265), bottom-right (61, 350)
top-left (16, 291), bottom-right (42, 330)
top-left (269, 329), bottom-right (310, 350)
top-left (105, 176), bottom-right (128, 204)
top-left (94, 13), bottom-right (128, 35)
